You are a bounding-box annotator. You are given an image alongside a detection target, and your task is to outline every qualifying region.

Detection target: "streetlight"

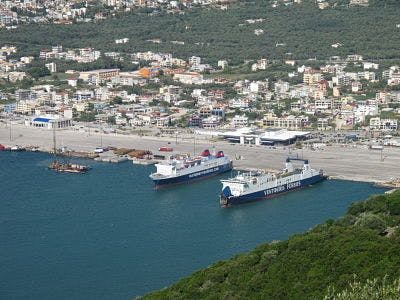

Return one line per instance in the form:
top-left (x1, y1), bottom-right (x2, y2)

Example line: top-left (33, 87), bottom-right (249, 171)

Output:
top-left (9, 118), bottom-right (12, 141)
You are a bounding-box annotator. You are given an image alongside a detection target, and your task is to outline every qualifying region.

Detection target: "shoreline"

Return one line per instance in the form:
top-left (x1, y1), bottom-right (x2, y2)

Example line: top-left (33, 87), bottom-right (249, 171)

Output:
top-left (1, 125), bottom-right (400, 187)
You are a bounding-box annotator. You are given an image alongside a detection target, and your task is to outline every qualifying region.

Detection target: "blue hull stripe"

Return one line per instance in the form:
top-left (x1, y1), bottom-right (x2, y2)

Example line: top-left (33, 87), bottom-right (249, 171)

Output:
top-left (223, 174), bottom-right (325, 206)
top-left (153, 162), bottom-right (233, 187)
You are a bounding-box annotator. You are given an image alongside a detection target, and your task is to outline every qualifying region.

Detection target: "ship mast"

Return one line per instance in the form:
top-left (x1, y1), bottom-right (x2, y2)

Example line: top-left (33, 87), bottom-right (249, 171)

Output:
top-left (193, 131), bottom-right (196, 156)
top-left (9, 118), bottom-right (12, 141)
top-left (52, 121), bottom-right (57, 161)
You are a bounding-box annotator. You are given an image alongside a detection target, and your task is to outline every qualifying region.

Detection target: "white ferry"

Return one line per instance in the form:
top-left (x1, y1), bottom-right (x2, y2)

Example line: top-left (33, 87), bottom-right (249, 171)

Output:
top-left (149, 150), bottom-right (232, 188)
top-left (220, 158), bottom-right (325, 206)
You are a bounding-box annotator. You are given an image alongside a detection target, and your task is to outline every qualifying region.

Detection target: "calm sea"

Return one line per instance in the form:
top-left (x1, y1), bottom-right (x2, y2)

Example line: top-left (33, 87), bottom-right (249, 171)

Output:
top-left (0, 151), bottom-right (387, 299)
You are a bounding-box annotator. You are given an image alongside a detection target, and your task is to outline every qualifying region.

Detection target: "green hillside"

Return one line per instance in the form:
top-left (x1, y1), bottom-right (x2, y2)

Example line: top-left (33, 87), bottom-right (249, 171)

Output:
top-left (1, 1), bottom-right (400, 64)
top-left (142, 190), bottom-right (400, 299)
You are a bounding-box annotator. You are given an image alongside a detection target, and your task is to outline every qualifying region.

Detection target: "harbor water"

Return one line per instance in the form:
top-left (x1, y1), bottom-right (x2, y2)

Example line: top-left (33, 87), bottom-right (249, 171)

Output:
top-left (0, 151), bottom-right (387, 299)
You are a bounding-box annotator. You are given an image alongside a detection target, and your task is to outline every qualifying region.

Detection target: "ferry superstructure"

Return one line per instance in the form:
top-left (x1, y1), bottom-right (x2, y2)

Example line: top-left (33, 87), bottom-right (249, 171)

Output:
top-left (149, 150), bottom-right (233, 188)
top-left (220, 158), bottom-right (325, 206)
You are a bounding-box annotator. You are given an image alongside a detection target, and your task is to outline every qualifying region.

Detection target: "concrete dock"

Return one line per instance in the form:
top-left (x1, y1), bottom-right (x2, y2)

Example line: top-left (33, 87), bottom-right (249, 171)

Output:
top-left (1, 125), bottom-right (399, 184)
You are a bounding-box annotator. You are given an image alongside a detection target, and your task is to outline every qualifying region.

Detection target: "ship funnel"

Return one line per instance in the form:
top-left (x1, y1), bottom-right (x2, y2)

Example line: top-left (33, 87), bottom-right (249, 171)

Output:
top-left (201, 149), bottom-right (211, 157)
top-left (216, 151), bottom-right (224, 158)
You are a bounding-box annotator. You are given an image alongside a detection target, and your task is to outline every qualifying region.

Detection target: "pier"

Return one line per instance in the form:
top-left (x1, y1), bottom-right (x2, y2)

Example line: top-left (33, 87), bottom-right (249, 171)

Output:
top-left (1, 125), bottom-right (400, 184)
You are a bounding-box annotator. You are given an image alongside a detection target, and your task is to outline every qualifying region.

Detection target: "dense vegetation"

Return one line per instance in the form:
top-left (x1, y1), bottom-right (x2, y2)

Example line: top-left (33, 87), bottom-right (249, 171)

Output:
top-left (1, 1), bottom-right (400, 64)
top-left (142, 190), bottom-right (400, 299)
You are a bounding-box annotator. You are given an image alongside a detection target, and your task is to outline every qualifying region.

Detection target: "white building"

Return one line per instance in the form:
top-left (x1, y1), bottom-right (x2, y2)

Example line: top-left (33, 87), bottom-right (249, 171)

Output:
top-left (16, 100), bottom-right (36, 114)
top-left (202, 116), bottom-right (221, 129)
top-left (274, 81), bottom-right (290, 94)
top-left (173, 72), bottom-right (203, 85)
top-left (369, 117), bottom-right (398, 131)
top-left (218, 60), bottom-right (228, 69)
top-left (115, 38), bottom-right (129, 44)
top-left (363, 62), bottom-right (379, 70)
top-left (354, 104), bottom-right (378, 123)
top-left (189, 56), bottom-right (201, 66)
top-left (229, 98), bottom-right (250, 109)
top-left (262, 114), bottom-right (309, 129)
top-left (317, 118), bottom-right (330, 131)
top-left (251, 59), bottom-right (268, 71)
top-left (45, 62), bottom-right (57, 73)
top-left (231, 115), bottom-right (249, 128)
top-left (26, 115), bottom-right (72, 129)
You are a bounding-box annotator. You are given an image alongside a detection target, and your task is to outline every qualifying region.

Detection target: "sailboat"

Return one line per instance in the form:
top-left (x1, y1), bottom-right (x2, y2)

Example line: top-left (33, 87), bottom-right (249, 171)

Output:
top-left (48, 123), bottom-right (90, 173)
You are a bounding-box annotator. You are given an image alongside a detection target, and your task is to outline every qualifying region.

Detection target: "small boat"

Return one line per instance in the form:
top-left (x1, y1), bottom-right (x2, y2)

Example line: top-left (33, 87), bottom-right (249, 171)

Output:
top-left (10, 145), bottom-right (25, 151)
top-left (48, 126), bottom-right (90, 174)
top-left (94, 147), bottom-right (104, 153)
top-left (0, 144), bottom-right (5, 151)
top-left (48, 161), bottom-right (90, 173)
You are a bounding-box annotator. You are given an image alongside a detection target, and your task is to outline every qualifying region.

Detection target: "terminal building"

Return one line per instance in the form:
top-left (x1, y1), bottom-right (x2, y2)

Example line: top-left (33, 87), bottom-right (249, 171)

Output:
top-left (221, 128), bottom-right (310, 146)
top-left (25, 115), bottom-right (73, 129)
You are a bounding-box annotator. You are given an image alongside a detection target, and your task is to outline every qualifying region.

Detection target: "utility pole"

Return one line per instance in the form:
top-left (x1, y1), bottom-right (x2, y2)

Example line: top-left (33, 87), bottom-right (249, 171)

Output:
top-left (9, 118), bottom-right (12, 141)
top-left (193, 131), bottom-right (196, 156)
top-left (100, 127), bottom-right (103, 148)
top-left (52, 122), bottom-right (57, 160)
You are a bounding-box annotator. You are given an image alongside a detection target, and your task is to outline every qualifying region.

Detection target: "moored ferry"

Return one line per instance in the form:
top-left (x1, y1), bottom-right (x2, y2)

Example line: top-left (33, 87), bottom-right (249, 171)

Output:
top-left (149, 149), bottom-right (233, 188)
top-left (220, 157), bottom-right (325, 207)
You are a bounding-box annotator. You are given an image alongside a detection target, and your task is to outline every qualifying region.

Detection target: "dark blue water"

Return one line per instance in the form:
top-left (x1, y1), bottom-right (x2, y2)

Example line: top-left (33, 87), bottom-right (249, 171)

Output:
top-left (0, 151), bottom-right (387, 300)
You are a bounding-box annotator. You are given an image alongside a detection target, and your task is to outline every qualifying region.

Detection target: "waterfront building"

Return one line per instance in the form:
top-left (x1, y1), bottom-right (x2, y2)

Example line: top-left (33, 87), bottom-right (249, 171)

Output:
top-left (220, 128), bottom-right (309, 146)
top-left (16, 100), bottom-right (36, 114)
top-left (369, 117), bottom-right (398, 131)
top-left (26, 115), bottom-right (72, 129)
top-left (262, 114), bottom-right (309, 130)
top-left (317, 118), bottom-right (330, 131)
top-left (202, 116), bottom-right (221, 129)
top-left (231, 115), bottom-right (249, 128)
top-left (188, 115), bottom-right (202, 127)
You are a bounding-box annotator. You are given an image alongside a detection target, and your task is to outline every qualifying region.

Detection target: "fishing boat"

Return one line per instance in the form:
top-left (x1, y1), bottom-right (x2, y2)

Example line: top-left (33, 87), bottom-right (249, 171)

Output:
top-left (48, 125), bottom-right (89, 174)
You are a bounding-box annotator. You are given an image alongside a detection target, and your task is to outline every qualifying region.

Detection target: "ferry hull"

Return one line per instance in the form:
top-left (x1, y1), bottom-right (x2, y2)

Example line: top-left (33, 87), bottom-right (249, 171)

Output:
top-left (152, 162), bottom-right (233, 188)
top-left (220, 174), bottom-right (325, 207)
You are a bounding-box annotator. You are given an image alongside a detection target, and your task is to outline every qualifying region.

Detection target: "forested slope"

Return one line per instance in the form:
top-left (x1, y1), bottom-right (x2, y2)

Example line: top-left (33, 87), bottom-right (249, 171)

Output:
top-left (1, 1), bottom-right (400, 63)
top-left (142, 190), bottom-right (400, 299)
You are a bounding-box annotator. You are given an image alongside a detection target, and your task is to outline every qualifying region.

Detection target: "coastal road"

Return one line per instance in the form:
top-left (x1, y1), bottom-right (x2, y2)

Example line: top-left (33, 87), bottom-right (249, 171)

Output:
top-left (1, 125), bottom-right (399, 184)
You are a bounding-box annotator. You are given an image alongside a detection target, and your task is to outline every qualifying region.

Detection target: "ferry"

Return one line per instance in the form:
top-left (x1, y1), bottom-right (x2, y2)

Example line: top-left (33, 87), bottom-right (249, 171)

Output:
top-left (220, 157), bottom-right (325, 207)
top-left (149, 149), bottom-right (233, 188)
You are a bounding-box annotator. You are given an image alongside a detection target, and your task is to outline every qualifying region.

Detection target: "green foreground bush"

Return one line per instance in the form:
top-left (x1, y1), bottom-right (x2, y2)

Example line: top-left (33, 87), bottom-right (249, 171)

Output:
top-left (142, 191), bottom-right (400, 299)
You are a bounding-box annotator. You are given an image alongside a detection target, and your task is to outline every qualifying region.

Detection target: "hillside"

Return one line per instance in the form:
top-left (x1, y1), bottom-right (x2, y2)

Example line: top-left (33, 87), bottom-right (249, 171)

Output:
top-left (1, 1), bottom-right (400, 64)
top-left (142, 190), bottom-right (400, 299)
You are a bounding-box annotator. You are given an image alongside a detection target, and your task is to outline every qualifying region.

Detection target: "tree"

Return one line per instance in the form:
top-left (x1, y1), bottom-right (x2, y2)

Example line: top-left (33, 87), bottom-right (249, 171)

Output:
top-left (111, 96), bottom-right (123, 105)
top-left (107, 116), bottom-right (116, 125)
top-left (26, 66), bottom-right (50, 79)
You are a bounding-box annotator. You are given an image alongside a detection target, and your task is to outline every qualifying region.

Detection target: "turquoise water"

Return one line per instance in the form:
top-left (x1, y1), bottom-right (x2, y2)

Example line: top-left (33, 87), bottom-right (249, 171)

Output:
top-left (0, 151), bottom-right (387, 299)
